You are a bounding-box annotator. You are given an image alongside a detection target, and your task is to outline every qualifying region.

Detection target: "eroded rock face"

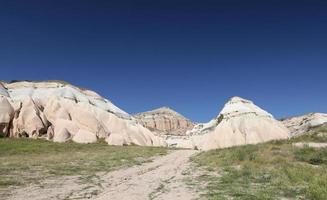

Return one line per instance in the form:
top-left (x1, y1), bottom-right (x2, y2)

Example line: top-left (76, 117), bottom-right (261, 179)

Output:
top-left (185, 97), bottom-right (290, 150)
top-left (6, 81), bottom-right (129, 119)
top-left (12, 97), bottom-right (48, 138)
top-left (0, 96), bottom-right (14, 136)
top-left (0, 81), bottom-right (166, 147)
top-left (134, 107), bottom-right (194, 135)
top-left (281, 113), bottom-right (327, 136)
top-left (52, 119), bottom-right (79, 142)
top-left (0, 82), bottom-right (9, 97)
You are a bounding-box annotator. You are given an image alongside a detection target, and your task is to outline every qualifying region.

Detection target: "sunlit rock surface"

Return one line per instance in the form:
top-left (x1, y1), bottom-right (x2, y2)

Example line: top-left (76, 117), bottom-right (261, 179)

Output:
top-left (134, 107), bottom-right (194, 136)
top-left (281, 113), bottom-right (327, 136)
top-left (184, 97), bottom-right (290, 150)
top-left (0, 81), bottom-right (166, 147)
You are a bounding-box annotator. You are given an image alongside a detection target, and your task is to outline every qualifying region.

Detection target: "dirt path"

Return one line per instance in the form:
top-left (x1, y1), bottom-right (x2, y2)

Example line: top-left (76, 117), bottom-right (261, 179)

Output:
top-left (95, 150), bottom-right (199, 200)
top-left (9, 150), bottom-right (201, 200)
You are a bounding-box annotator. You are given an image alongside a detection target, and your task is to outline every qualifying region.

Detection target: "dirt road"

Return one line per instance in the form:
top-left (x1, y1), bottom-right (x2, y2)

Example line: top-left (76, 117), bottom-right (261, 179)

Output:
top-left (9, 150), bottom-right (201, 200)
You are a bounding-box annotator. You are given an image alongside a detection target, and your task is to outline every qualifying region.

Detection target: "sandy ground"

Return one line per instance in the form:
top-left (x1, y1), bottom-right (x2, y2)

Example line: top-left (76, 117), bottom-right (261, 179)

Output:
top-left (8, 150), bottom-right (201, 200)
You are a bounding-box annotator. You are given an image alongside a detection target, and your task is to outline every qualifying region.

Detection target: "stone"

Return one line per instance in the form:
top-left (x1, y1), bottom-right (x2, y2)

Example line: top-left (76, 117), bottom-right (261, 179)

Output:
top-left (72, 129), bottom-right (97, 144)
top-left (53, 128), bottom-right (71, 143)
top-left (106, 133), bottom-right (128, 146)
top-left (0, 96), bottom-right (14, 136)
top-left (53, 119), bottom-right (79, 137)
top-left (46, 125), bottom-right (54, 140)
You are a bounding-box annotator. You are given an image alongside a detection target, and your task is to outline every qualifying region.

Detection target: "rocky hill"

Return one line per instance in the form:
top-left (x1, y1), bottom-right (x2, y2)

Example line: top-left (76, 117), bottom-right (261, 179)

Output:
top-left (2, 80), bottom-right (326, 151)
top-left (183, 97), bottom-right (290, 150)
top-left (281, 112), bottom-right (327, 136)
top-left (134, 107), bottom-right (194, 135)
top-left (0, 81), bottom-right (166, 146)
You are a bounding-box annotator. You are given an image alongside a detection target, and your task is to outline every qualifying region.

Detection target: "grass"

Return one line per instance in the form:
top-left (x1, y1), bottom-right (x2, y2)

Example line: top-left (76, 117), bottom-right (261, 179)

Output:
top-left (0, 138), bottom-right (167, 190)
top-left (149, 183), bottom-right (166, 200)
top-left (191, 126), bottom-right (327, 200)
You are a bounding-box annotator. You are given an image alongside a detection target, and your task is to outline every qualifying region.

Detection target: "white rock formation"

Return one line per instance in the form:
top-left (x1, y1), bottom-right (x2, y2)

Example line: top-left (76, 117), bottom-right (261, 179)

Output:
top-left (105, 133), bottom-right (127, 146)
top-left (6, 81), bottom-right (129, 119)
top-left (12, 97), bottom-right (49, 138)
top-left (281, 113), bottom-right (327, 136)
top-left (0, 82), bottom-right (9, 97)
top-left (53, 127), bottom-right (71, 143)
top-left (134, 107), bottom-right (194, 135)
top-left (0, 81), bottom-right (166, 147)
top-left (185, 97), bottom-right (290, 150)
top-left (72, 129), bottom-right (98, 144)
top-left (0, 96), bottom-right (14, 136)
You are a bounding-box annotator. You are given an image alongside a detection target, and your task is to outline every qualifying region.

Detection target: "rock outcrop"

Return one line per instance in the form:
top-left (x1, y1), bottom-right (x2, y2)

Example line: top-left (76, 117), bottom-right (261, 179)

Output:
top-left (4, 80), bottom-right (321, 151)
top-left (184, 97), bottom-right (290, 150)
top-left (12, 97), bottom-right (49, 138)
top-left (281, 113), bottom-right (327, 136)
top-left (134, 107), bottom-right (194, 135)
top-left (0, 80), bottom-right (166, 147)
top-left (0, 96), bottom-right (14, 136)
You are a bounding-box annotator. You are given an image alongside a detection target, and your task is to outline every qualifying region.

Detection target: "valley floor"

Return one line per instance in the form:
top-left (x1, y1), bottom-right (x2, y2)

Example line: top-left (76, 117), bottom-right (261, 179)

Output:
top-left (6, 150), bottom-right (201, 200)
top-left (1, 126), bottom-right (327, 200)
top-left (0, 139), bottom-right (168, 199)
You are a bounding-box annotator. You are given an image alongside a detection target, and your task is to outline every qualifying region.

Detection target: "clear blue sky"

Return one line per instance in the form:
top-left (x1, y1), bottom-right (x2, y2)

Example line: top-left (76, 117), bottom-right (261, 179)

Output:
top-left (1, 0), bottom-right (326, 122)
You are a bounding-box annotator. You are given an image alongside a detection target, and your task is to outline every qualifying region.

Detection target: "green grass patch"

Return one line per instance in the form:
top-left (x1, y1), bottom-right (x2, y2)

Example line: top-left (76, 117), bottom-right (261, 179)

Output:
top-left (191, 127), bottom-right (327, 200)
top-left (0, 138), bottom-right (167, 189)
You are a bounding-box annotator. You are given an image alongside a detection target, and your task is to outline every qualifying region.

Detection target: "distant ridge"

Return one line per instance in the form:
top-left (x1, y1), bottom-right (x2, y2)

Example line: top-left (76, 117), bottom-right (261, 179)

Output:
top-left (134, 107), bottom-right (194, 135)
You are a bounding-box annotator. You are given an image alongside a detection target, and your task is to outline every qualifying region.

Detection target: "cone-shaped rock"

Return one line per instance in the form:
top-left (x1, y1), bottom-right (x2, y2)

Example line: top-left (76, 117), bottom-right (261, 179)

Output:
top-left (188, 97), bottom-right (290, 150)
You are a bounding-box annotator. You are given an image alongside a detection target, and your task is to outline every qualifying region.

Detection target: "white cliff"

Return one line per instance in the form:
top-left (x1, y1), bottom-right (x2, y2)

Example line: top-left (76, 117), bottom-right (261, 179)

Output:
top-left (0, 80), bottom-right (166, 147)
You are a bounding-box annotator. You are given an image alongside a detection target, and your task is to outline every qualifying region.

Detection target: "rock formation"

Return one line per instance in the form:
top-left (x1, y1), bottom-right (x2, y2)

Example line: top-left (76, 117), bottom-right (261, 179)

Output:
top-left (0, 96), bottom-right (14, 137)
top-left (184, 97), bottom-right (290, 150)
top-left (281, 113), bottom-right (327, 136)
top-left (4, 80), bottom-right (323, 151)
top-left (134, 107), bottom-right (194, 135)
top-left (0, 80), bottom-right (166, 147)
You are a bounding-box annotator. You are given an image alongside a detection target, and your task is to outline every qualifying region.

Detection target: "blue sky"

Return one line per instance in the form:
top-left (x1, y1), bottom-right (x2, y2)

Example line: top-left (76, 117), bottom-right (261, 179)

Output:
top-left (1, 0), bottom-right (326, 122)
